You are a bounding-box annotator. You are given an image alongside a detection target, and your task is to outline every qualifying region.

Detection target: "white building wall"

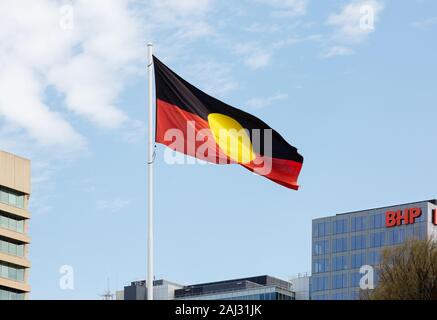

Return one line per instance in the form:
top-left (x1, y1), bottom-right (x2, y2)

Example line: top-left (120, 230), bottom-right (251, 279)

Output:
top-left (289, 275), bottom-right (310, 300)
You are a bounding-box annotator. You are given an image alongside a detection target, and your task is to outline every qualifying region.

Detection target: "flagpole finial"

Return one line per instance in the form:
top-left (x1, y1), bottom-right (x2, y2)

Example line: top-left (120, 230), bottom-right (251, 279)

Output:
top-left (147, 42), bottom-right (153, 47)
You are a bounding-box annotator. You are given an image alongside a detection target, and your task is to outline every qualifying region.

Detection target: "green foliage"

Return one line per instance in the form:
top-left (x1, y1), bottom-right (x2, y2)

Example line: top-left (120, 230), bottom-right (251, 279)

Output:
top-left (370, 239), bottom-right (437, 300)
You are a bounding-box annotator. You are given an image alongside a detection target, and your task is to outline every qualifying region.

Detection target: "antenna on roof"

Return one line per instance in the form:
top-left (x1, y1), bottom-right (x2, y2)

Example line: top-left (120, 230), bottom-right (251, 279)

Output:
top-left (100, 277), bottom-right (114, 300)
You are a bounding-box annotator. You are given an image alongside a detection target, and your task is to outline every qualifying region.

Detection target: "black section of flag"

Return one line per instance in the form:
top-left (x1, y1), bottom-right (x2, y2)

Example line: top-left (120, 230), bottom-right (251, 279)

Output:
top-left (153, 56), bottom-right (303, 163)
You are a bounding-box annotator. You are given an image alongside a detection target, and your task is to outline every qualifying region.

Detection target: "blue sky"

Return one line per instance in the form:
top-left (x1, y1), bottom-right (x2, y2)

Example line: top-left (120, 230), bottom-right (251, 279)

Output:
top-left (0, 0), bottom-right (436, 299)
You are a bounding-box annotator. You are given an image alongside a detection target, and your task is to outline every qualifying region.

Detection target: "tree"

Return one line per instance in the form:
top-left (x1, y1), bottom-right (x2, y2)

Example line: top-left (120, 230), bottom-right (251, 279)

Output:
top-left (369, 238), bottom-right (437, 300)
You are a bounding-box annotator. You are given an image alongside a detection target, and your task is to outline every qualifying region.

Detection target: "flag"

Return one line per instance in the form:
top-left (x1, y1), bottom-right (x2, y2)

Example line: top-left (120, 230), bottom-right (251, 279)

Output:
top-left (153, 56), bottom-right (304, 190)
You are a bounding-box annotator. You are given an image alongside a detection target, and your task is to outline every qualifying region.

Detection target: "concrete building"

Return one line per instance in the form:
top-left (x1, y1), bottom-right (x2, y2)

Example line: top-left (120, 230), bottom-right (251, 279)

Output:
top-left (123, 279), bottom-right (184, 300)
top-left (0, 151), bottom-right (31, 300)
top-left (311, 199), bottom-right (437, 300)
top-left (115, 290), bottom-right (124, 300)
top-left (289, 274), bottom-right (310, 300)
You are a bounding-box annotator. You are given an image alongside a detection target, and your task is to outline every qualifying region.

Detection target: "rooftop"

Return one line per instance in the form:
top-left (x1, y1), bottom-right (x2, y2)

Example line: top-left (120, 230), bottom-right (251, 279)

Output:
top-left (174, 275), bottom-right (291, 298)
top-left (313, 199), bottom-right (437, 221)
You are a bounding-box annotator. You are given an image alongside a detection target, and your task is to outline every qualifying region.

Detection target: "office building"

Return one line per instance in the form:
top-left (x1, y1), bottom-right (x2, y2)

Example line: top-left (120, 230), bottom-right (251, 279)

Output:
top-left (311, 199), bottom-right (437, 300)
top-left (175, 275), bottom-right (295, 300)
top-left (124, 279), bottom-right (184, 300)
top-left (0, 151), bottom-right (31, 300)
top-left (122, 275), bottom-right (296, 300)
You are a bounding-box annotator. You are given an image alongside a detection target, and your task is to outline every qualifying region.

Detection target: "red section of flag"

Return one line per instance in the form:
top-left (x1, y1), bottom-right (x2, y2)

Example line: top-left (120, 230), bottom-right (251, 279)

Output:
top-left (156, 99), bottom-right (303, 190)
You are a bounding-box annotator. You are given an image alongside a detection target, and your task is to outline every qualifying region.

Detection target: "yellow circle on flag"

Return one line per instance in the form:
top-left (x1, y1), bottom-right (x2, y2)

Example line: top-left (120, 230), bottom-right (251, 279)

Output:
top-left (207, 113), bottom-right (256, 164)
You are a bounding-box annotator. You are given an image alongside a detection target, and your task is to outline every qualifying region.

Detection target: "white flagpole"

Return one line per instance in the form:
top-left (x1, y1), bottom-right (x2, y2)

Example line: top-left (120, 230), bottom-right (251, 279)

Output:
top-left (147, 42), bottom-right (154, 300)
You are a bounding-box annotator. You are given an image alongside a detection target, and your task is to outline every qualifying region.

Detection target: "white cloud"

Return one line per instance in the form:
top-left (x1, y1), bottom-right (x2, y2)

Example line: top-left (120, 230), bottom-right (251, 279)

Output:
top-left (321, 46), bottom-right (355, 59)
top-left (233, 43), bottom-right (273, 70)
top-left (0, 62), bottom-right (85, 150)
top-left (255, 0), bottom-right (308, 17)
top-left (327, 0), bottom-right (384, 44)
top-left (246, 92), bottom-right (289, 109)
top-left (411, 16), bottom-right (437, 29)
top-left (273, 37), bottom-right (301, 49)
top-left (184, 61), bottom-right (238, 98)
top-left (233, 35), bottom-right (301, 69)
top-left (151, 0), bottom-right (213, 17)
top-left (0, 0), bottom-right (143, 150)
top-left (146, 0), bottom-right (215, 43)
top-left (324, 0), bottom-right (384, 58)
top-left (244, 23), bottom-right (280, 33)
top-left (97, 198), bottom-right (131, 213)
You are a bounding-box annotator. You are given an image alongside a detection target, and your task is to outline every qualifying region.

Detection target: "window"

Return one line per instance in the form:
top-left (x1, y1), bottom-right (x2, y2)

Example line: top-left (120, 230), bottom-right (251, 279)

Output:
top-left (388, 229), bottom-right (405, 245)
top-left (314, 259), bottom-right (329, 273)
top-left (314, 221), bottom-right (330, 237)
top-left (332, 255), bottom-right (348, 271)
top-left (369, 213), bottom-right (384, 229)
top-left (313, 240), bottom-right (329, 255)
top-left (413, 224), bottom-right (426, 240)
top-left (352, 216), bottom-right (366, 232)
top-left (16, 220), bottom-right (24, 233)
top-left (0, 288), bottom-right (25, 300)
top-left (351, 235), bottom-right (367, 250)
top-left (332, 274), bottom-right (348, 289)
top-left (334, 219), bottom-right (348, 234)
top-left (331, 291), bottom-right (348, 300)
top-left (0, 240), bottom-right (25, 257)
top-left (9, 219), bottom-right (17, 231)
top-left (333, 237), bottom-right (348, 253)
top-left (0, 187), bottom-right (25, 209)
top-left (0, 262), bottom-right (25, 282)
top-left (0, 215), bottom-right (7, 229)
top-left (370, 232), bottom-right (385, 247)
top-left (0, 213), bottom-right (25, 233)
top-left (368, 250), bottom-right (380, 265)
top-left (312, 276), bottom-right (329, 292)
top-left (350, 291), bottom-right (360, 300)
top-left (312, 294), bottom-right (329, 300)
top-left (0, 191), bottom-right (7, 203)
top-left (351, 253), bottom-right (366, 268)
top-left (350, 272), bottom-right (362, 287)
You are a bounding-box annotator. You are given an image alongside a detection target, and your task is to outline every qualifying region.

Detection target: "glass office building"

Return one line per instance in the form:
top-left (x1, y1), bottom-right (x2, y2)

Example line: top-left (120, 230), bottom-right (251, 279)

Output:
top-left (311, 199), bottom-right (437, 300)
top-left (175, 275), bottom-right (295, 300)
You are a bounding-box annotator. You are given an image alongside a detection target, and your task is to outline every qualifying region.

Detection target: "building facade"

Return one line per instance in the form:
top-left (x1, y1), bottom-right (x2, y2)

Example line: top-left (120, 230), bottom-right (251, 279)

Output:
top-left (123, 279), bottom-right (184, 300)
top-left (289, 274), bottom-right (310, 300)
top-left (122, 275), bottom-right (296, 300)
top-left (0, 151), bottom-right (31, 300)
top-left (311, 200), bottom-right (437, 300)
top-left (174, 276), bottom-right (294, 300)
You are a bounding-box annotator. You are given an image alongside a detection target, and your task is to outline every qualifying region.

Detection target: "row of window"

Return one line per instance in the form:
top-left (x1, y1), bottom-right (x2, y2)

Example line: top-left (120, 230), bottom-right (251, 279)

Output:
top-left (313, 225), bottom-right (426, 255)
top-left (313, 211), bottom-right (426, 237)
top-left (0, 213), bottom-right (25, 233)
top-left (223, 292), bottom-right (293, 301)
top-left (312, 291), bottom-right (360, 300)
top-left (0, 262), bottom-right (25, 282)
top-left (312, 272), bottom-right (380, 292)
top-left (314, 251), bottom-right (381, 273)
top-left (0, 187), bottom-right (25, 209)
top-left (0, 288), bottom-right (25, 300)
top-left (0, 239), bottom-right (25, 257)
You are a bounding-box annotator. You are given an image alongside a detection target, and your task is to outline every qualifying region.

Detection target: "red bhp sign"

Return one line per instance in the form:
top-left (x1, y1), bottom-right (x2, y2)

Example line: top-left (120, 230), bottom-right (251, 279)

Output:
top-left (385, 208), bottom-right (422, 228)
